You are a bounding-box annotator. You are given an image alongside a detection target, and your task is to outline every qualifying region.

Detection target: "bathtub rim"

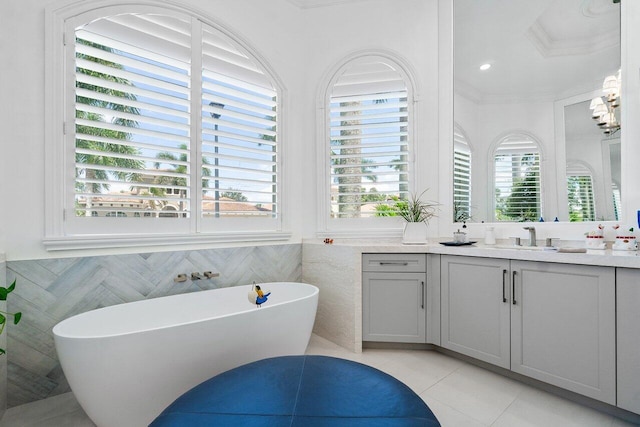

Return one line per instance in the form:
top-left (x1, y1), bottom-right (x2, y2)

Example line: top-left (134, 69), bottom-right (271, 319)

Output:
top-left (52, 282), bottom-right (318, 340)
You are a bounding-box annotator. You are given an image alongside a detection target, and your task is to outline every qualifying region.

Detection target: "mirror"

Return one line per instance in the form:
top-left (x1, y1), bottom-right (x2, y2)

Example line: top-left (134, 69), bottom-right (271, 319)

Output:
top-left (453, 0), bottom-right (621, 223)
top-left (563, 99), bottom-right (621, 222)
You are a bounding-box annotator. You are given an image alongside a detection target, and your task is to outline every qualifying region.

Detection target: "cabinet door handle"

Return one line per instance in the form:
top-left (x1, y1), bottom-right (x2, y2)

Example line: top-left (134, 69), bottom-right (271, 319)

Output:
top-left (502, 269), bottom-right (507, 303)
top-left (421, 281), bottom-right (425, 309)
top-left (512, 270), bottom-right (517, 305)
top-left (379, 262), bottom-right (409, 266)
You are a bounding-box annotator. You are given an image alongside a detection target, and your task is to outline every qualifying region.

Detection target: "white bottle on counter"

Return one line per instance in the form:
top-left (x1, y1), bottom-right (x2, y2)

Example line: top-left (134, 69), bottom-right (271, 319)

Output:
top-left (485, 226), bottom-right (496, 245)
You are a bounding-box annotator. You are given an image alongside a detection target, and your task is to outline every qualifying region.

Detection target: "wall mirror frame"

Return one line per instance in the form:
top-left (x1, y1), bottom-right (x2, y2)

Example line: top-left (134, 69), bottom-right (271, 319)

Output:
top-left (448, 0), bottom-right (622, 226)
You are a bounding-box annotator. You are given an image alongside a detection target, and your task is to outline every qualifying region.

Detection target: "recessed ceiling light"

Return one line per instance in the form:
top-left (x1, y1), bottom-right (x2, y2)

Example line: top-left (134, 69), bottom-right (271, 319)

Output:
top-left (479, 63), bottom-right (491, 71)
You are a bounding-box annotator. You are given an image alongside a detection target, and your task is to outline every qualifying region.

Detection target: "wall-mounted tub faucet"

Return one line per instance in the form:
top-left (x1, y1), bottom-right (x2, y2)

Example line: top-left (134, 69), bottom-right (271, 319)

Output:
top-left (523, 226), bottom-right (537, 246)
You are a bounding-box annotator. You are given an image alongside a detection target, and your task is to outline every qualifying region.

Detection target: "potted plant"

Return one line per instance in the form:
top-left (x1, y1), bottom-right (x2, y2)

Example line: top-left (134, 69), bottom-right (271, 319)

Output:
top-left (399, 191), bottom-right (438, 244)
top-left (0, 279), bottom-right (22, 355)
top-left (374, 190), bottom-right (439, 244)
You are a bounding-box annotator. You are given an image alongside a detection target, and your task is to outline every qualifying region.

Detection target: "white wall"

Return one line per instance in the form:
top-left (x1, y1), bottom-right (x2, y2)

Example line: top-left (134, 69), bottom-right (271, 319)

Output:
top-left (0, 0), bottom-right (308, 260)
top-left (0, 0), bottom-right (438, 260)
top-left (6, 0), bottom-right (309, 260)
top-left (621, 0), bottom-right (640, 232)
top-left (298, 0), bottom-right (439, 237)
top-left (455, 96), bottom-right (556, 222)
top-left (2, 0), bottom-right (639, 260)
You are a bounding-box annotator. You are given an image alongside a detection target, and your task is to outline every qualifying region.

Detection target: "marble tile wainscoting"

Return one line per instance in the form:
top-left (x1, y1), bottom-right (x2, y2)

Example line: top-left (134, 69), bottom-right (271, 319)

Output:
top-left (4, 244), bottom-right (302, 408)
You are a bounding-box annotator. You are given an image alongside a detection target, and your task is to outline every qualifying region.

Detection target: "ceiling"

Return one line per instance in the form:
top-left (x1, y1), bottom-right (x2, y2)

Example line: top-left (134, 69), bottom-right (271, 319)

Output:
top-left (454, 0), bottom-right (621, 104)
top-left (287, 0), bottom-right (621, 105)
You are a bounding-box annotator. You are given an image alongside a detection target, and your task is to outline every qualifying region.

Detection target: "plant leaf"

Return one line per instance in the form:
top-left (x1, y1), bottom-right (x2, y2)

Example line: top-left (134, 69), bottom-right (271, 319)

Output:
top-left (7, 279), bottom-right (16, 294)
top-left (13, 312), bottom-right (22, 325)
top-left (0, 314), bottom-right (5, 325)
top-left (0, 348), bottom-right (5, 356)
top-left (0, 288), bottom-right (7, 301)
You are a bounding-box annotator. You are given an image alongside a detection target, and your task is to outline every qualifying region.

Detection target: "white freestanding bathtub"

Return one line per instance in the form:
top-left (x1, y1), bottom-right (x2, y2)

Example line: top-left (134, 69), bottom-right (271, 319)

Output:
top-left (52, 282), bottom-right (319, 427)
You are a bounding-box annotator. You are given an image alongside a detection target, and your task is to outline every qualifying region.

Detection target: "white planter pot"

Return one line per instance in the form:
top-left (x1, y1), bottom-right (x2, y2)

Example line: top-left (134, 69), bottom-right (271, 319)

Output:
top-left (402, 222), bottom-right (428, 245)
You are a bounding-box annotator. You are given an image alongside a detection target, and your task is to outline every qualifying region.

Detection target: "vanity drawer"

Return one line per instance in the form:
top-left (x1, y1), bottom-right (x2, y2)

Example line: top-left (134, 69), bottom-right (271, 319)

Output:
top-left (362, 253), bottom-right (426, 273)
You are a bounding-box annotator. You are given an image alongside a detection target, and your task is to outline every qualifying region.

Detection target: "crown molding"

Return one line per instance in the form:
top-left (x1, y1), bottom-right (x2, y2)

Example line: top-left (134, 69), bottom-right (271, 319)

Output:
top-left (526, 20), bottom-right (619, 58)
top-left (286, 0), bottom-right (371, 9)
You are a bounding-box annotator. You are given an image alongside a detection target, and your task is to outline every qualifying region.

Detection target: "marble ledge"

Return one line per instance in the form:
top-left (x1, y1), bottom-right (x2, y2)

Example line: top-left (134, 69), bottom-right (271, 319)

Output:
top-left (302, 238), bottom-right (640, 269)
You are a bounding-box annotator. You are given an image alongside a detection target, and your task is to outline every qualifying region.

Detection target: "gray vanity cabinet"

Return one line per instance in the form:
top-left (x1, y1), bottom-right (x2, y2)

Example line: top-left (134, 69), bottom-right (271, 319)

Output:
top-left (362, 254), bottom-right (426, 343)
top-left (440, 256), bottom-right (511, 368)
top-left (617, 268), bottom-right (640, 414)
top-left (510, 260), bottom-right (615, 405)
top-left (441, 255), bottom-right (616, 404)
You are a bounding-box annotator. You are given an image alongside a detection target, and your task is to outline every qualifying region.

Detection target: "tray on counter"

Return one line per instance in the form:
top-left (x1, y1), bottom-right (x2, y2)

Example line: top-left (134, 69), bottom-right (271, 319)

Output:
top-left (439, 241), bottom-right (477, 246)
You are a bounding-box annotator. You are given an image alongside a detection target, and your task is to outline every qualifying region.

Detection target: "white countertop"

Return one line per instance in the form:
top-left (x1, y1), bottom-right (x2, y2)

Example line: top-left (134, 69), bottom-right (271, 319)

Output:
top-left (303, 239), bottom-right (640, 269)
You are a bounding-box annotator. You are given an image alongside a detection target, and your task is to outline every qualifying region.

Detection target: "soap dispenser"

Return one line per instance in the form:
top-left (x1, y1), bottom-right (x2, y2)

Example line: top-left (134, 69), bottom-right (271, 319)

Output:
top-left (484, 226), bottom-right (496, 245)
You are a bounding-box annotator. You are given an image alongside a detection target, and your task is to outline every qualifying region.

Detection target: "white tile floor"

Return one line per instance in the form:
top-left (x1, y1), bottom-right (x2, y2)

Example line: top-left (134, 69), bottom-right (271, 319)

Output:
top-left (1, 334), bottom-right (638, 426)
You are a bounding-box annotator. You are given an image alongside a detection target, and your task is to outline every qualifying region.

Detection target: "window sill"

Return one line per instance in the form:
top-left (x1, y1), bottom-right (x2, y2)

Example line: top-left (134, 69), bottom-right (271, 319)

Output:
top-left (43, 231), bottom-right (292, 251)
top-left (316, 229), bottom-right (403, 239)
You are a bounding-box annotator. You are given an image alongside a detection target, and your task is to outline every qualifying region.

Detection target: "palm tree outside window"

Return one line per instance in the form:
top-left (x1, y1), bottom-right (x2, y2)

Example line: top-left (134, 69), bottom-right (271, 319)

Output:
top-left (493, 134), bottom-right (542, 222)
top-left (328, 57), bottom-right (412, 219)
top-left (72, 12), bottom-right (279, 222)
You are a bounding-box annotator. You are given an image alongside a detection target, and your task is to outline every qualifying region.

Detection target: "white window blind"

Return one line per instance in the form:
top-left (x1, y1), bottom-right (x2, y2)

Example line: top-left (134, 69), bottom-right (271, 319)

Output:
top-left (494, 135), bottom-right (541, 222)
top-left (75, 14), bottom-right (192, 219)
top-left (612, 183), bottom-right (621, 221)
top-left (329, 59), bottom-right (410, 219)
top-left (201, 28), bottom-right (278, 218)
top-left (566, 163), bottom-right (595, 222)
top-left (453, 125), bottom-right (471, 222)
top-left (73, 13), bottom-right (278, 221)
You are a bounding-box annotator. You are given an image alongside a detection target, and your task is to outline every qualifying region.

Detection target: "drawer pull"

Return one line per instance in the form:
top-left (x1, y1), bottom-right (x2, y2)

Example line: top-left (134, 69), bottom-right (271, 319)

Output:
top-left (379, 262), bottom-right (409, 266)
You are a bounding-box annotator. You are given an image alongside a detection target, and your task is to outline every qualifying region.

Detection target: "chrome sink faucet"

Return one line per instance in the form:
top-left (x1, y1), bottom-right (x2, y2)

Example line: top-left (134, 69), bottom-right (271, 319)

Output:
top-left (523, 226), bottom-right (537, 246)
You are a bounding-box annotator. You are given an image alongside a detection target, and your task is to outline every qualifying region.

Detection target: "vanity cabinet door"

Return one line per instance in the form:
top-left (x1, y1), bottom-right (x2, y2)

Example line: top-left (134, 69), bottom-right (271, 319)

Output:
top-left (510, 261), bottom-right (616, 405)
top-left (441, 255), bottom-right (511, 369)
top-left (362, 272), bottom-right (426, 343)
top-left (617, 268), bottom-right (640, 414)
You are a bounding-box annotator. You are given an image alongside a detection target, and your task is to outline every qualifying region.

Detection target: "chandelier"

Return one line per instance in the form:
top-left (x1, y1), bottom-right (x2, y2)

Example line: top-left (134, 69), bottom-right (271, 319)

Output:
top-left (589, 71), bottom-right (621, 136)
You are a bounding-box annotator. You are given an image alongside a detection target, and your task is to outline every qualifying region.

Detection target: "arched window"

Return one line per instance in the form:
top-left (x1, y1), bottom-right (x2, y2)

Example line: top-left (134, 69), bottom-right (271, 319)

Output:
top-left (453, 124), bottom-right (472, 222)
top-left (566, 162), bottom-right (596, 222)
top-left (324, 54), bottom-right (414, 228)
top-left (45, 4), bottom-right (286, 248)
top-left (493, 133), bottom-right (542, 222)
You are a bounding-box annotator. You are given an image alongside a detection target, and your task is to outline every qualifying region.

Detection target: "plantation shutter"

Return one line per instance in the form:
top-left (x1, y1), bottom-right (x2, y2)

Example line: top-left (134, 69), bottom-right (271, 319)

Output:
top-left (453, 125), bottom-right (471, 221)
top-left (74, 14), bottom-right (192, 218)
top-left (612, 183), bottom-right (621, 221)
top-left (74, 13), bottom-right (279, 222)
top-left (329, 59), bottom-right (410, 218)
top-left (566, 163), bottom-right (596, 222)
top-left (201, 28), bottom-right (278, 218)
top-left (494, 135), bottom-right (541, 221)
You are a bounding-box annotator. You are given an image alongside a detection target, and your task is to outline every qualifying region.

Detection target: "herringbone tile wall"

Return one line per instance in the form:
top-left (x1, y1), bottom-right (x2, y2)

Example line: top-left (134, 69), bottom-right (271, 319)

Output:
top-left (5, 244), bottom-right (302, 408)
